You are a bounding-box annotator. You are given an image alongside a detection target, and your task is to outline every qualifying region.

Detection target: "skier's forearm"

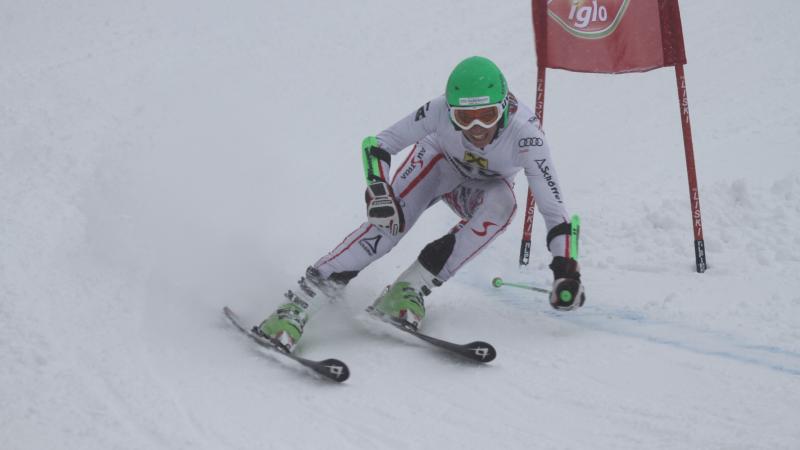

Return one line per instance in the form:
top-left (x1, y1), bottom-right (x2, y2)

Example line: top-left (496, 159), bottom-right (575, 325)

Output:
top-left (526, 174), bottom-right (568, 228)
top-left (526, 171), bottom-right (570, 258)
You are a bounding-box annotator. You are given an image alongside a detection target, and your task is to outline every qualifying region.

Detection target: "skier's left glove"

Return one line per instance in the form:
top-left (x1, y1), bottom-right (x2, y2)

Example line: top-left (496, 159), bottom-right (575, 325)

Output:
top-left (548, 256), bottom-right (585, 311)
top-left (365, 181), bottom-right (405, 235)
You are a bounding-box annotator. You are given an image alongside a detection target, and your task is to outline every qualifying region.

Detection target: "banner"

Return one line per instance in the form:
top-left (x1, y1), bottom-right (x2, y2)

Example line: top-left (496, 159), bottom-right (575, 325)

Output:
top-left (532, 0), bottom-right (687, 73)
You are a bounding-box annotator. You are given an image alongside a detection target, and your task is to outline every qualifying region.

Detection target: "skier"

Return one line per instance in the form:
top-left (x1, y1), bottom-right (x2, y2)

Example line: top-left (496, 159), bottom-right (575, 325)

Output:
top-left (257, 56), bottom-right (585, 352)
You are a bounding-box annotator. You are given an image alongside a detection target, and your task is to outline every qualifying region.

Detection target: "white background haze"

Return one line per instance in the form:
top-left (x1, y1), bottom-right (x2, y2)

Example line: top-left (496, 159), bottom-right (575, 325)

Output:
top-left (2, 1), bottom-right (799, 449)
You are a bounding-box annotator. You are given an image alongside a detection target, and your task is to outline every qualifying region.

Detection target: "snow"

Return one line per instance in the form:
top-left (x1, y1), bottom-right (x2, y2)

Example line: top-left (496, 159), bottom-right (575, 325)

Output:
top-left (2, 1), bottom-right (800, 449)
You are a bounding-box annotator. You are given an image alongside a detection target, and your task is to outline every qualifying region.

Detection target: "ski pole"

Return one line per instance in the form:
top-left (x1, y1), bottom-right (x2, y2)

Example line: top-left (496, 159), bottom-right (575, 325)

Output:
top-left (491, 277), bottom-right (550, 294)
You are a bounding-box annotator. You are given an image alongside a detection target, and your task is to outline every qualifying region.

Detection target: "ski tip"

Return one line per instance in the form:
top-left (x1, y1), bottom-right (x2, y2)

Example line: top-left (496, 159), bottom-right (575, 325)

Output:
top-left (318, 359), bottom-right (350, 382)
top-left (223, 305), bottom-right (238, 320)
top-left (465, 341), bottom-right (497, 363)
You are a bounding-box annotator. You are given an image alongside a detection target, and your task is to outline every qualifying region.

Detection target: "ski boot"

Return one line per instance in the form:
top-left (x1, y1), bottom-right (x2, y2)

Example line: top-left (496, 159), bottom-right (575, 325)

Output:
top-left (371, 260), bottom-right (442, 330)
top-left (256, 267), bottom-right (356, 352)
top-left (256, 300), bottom-right (308, 352)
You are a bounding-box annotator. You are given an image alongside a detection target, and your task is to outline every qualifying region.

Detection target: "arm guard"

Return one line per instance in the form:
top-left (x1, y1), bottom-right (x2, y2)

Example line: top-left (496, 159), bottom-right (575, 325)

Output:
top-left (546, 215), bottom-right (580, 259)
top-left (362, 136), bottom-right (391, 183)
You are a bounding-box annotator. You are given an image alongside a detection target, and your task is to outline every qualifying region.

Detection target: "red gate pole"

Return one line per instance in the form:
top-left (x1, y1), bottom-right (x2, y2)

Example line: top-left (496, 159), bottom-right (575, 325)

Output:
top-left (675, 64), bottom-right (707, 273)
top-left (519, 65), bottom-right (546, 267)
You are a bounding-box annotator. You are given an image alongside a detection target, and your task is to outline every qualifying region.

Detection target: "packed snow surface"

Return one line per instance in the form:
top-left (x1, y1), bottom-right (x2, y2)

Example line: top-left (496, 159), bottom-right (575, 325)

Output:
top-left (2, 1), bottom-right (799, 449)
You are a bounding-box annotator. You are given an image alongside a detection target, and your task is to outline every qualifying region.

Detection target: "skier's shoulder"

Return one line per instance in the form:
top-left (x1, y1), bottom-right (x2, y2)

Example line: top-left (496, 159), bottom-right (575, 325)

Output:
top-left (504, 97), bottom-right (549, 166)
top-left (410, 95), bottom-right (448, 122)
top-left (507, 97), bottom-right (545, 140)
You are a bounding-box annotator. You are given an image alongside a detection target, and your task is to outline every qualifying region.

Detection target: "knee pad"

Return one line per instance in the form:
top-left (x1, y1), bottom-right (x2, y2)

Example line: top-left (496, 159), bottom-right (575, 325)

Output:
top-left (418, 233), bottom-right (456, 276)
top-left (328, 270), bottom-right (359, 286)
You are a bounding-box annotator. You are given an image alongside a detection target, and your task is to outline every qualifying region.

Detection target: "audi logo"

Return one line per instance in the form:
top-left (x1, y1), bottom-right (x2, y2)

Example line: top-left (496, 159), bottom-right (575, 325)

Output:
top-left (518, 137), bottom-right (544, 147)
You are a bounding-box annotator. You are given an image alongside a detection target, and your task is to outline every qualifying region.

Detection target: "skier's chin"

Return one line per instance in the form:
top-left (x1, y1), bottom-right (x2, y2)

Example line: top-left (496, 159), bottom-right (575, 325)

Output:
top-left (464, 125), bottom-right (496, 148)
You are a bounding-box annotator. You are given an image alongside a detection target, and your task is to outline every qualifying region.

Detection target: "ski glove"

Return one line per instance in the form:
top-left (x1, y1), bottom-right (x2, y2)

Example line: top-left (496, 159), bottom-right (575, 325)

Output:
top-left (548, 256), bottom-right (585, 311)
top-left (365, 181), bottom-right (405, 235)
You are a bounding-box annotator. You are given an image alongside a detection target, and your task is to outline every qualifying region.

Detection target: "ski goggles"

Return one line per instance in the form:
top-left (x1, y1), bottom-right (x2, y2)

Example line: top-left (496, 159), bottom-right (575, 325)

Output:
top-left (449, 103), bottom-right (503, 130)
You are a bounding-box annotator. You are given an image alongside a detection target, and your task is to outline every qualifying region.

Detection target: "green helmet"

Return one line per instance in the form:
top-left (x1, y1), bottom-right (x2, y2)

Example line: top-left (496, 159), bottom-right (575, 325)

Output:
top-left (446, 56), bottom-right (509, 126)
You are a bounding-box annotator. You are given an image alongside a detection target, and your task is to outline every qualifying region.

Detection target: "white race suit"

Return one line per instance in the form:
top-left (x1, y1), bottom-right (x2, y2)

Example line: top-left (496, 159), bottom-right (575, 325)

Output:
top-left (314, 94), bottom-right (571, 282)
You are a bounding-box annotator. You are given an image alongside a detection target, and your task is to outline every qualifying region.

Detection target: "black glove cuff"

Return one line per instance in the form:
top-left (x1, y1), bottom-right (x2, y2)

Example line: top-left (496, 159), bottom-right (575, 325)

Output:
top-left (367, 182), bottom-right (388, 197)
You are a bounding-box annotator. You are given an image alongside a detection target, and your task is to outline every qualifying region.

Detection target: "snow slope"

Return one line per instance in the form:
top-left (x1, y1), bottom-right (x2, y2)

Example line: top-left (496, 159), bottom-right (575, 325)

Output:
top-left (2, 1), bottom-right (799, 449)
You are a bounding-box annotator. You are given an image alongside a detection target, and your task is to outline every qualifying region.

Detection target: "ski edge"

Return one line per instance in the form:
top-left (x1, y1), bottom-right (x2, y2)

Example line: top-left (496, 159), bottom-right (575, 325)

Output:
top-left (365, 306), bottom-right (497, 363)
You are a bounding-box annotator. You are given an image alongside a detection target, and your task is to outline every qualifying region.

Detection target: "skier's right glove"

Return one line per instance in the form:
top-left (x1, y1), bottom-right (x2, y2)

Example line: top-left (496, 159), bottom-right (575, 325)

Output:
top-left (365, 181), bottom-right (405, 235)
top-left (361, 136), bottom-right (404, 235)
top-left (548, 256), bottom-right (585, 311)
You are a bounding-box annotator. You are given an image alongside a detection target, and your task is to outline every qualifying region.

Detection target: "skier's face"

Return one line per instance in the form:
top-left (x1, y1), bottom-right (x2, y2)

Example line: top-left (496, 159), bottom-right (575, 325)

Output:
top-left (462, 122), bottom-right (498, 149)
